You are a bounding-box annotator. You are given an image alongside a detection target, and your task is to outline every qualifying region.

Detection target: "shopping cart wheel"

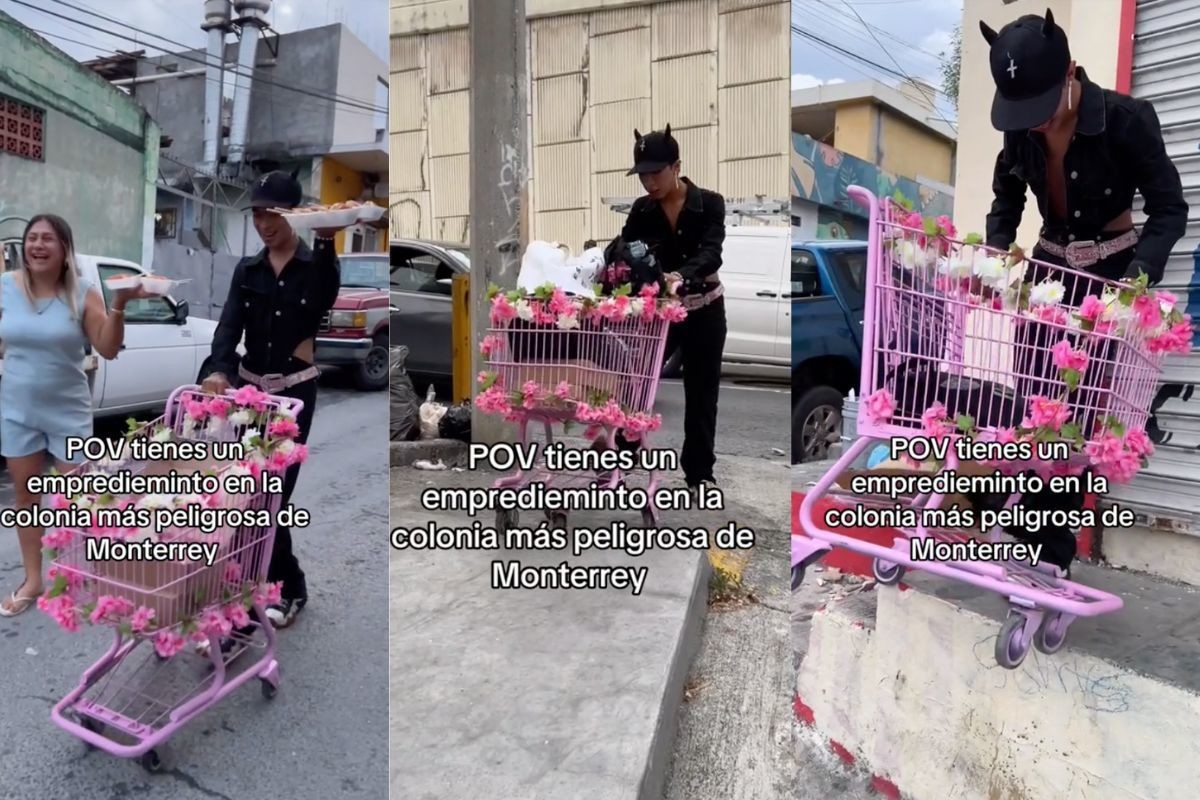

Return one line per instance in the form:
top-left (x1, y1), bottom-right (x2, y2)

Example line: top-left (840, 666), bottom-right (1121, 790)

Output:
top-left (261, 678), bottom-right (278, 700)
top-left (791, 564), bottom-right (805, 591)
top-left (141, 749), bottom-right (165, 773)
top-left (545, 510), bottom-right (568, 529)
top-left (995, 612), bottom-right (1032, 669)
top-left (871, 558), bottom-right (905, 586)
top-left (1033, 611), bottom-right (1069, 655)
top-left (496, 508), bottom-right (518, 530)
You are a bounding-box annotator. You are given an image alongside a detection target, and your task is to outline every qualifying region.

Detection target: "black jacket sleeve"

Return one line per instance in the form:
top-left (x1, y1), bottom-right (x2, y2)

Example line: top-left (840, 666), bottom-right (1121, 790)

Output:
top-left (985, 146), bottom-right (1028, 251)
top-left (307, 237), bottom-right (342, 317)
top-left (209, 261), bottom-right (246, 378)
top-left (620, 200), bottom-right (648, 245)
top-left (680, 193), bottom-right (726, 281)
top-left (1123, 102), bottom-right (1189, 284)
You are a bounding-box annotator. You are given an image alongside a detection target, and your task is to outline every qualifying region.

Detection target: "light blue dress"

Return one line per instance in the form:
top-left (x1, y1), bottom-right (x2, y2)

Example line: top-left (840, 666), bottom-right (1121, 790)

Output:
top-left (0, 271), bottom-right (94, 463)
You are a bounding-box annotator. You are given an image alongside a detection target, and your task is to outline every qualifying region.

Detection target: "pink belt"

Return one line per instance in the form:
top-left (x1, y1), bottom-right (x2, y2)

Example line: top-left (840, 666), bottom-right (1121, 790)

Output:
top-left (238, 363), bottom-right (319, 393)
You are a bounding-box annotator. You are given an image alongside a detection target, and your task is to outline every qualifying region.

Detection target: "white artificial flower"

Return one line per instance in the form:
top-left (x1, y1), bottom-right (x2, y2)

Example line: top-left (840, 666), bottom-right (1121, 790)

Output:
top-left (205, 417), bottom-right (229, 437)
top-left (896, 240), bottom-right (920, 271)
top-left (1100, 289), bottom-right (1132, 322)
top-left (241, 427), bottom-right (261, 450)
top-left (136, 493), bottom-right (176, 511)
top-left (629, 298), bottom-right (645, 318)
top-left (125, 526), bottom-right (159, 544)
top-left (224, 463), bottom-right (253, 481)
top-left (556, 313), bottom-right (580, 330)
top-left (972, 254), bottom-right (1010, 290)
top-left (151, 426), bottom-right (173, 443)
top-left (275, 439), bottom-right (296, 457)
top-left (229, 409), bottom-right (253, 427)
top-left (941, 246), bottom-right (976, 280)
top-left (1029, 280), bottom-right (1065, 307)
top-left (515, 299), bottom-right (534, 322)
top-left (182, 417), bottom-right (198, 437)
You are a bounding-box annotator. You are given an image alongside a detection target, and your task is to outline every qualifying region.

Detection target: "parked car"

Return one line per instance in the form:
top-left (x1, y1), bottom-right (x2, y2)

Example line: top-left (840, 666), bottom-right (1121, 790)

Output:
top-left (791, 240), bottom-right (867, 463)
top-left (389, 237), bottom-right (471, 379)
top-left (315, 251), bottom-right (390, 390)
top-left (2, 240), bottom-right (226, 419)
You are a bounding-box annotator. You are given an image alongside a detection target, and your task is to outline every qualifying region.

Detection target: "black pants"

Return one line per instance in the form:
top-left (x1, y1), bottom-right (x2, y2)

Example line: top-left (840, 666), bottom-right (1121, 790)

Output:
top-left (994, 238), bottom-right (1134, 570)
top-left (667, 296), bottom-right (727, 486)
top-left (234, 360), bottom-right (318, 601)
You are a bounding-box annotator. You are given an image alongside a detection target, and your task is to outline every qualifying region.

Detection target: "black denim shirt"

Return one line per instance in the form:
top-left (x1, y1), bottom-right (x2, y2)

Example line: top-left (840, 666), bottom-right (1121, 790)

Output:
top-left (620, 178), bottom-right (726, 282)
top-left (985, 67), bottom-right (1188, 284)
top-left (209, 237), bottom-right (341, 377)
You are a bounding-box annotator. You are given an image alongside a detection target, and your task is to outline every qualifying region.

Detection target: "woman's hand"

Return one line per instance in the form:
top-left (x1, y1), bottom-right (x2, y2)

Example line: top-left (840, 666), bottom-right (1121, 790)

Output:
top-left (112, 285), bottom-right (156, 306)
top-left (201, 372), bottom-right (231, 395)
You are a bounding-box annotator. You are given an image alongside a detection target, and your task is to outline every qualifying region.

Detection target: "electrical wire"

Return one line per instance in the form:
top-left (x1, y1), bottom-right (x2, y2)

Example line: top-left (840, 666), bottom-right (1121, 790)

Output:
top-left (7, 0), bottom-right (387, 116)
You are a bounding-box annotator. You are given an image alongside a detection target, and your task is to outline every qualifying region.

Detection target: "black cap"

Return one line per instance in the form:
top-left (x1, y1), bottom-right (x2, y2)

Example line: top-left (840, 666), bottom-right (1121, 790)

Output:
top-left (980, 9), bottom-right (1071, 132)
top-left (244, 169), bottom-right (303, 210)
top-left (627, 125), bottom-right (680, 176)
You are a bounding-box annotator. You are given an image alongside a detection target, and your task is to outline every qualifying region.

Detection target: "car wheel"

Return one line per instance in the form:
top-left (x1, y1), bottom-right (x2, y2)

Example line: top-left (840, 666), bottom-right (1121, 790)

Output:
top-left (355, 333), bottom-right (390, 391)
top-left (792, 386), bottom-right (843, 464)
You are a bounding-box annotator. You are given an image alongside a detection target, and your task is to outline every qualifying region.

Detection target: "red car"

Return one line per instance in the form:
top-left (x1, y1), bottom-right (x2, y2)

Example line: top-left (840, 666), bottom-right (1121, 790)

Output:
top-left (316, 251), bottom-right (390, 390)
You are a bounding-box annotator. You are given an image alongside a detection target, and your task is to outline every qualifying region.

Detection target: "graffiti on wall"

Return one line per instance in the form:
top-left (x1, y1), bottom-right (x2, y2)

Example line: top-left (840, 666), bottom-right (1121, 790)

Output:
top-left (790, 133), bottom-right (954, 221)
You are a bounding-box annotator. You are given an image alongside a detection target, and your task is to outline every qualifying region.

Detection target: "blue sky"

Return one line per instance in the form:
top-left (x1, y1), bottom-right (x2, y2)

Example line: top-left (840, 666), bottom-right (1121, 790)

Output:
top-left (791, 0), bottom-right (963, 122)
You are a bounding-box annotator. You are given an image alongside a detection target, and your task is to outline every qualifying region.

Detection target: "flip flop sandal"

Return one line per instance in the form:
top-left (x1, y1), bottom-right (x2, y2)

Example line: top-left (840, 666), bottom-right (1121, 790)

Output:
top-left (0, 591), bottom-right (39, 617)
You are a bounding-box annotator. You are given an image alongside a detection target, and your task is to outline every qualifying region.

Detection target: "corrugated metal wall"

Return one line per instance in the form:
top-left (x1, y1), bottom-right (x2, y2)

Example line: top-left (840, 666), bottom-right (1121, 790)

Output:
top-left (389, 0), bottom-right (789, 247)
top-left (1111, 0), bottom-right (1200, 521)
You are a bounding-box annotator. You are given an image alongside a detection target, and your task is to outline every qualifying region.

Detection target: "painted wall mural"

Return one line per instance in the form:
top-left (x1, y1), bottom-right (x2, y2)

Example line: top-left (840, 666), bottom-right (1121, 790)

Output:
top-left (790, 132), bottom-right (954, 222)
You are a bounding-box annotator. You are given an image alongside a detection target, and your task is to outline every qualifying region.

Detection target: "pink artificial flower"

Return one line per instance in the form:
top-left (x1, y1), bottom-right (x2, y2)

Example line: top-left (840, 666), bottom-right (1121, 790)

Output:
top-left (268, 418), bottom-right (301, 439)
top-left (38, 594), bottom-right (80, 632)
top-left (1078, 295), bottom-right (1105, 323)
top-left (266, 450), bottom-right (291, 473)
top-left (531, 300), bottom-right (556, 326)
top-left (1123, 428), bottom-right (1154, 459)
top-left (1084, 431), bottom-right (1123, 465)
top-left (861, 389), bottom-right (896, 425)
top-left (583, 424), bottom-right (603, 441)
top-left (90, 595), bottom-right (135, 625)
top-left (920, 403), bottom-right (952, 438)
top-left (639, 282), bottom-right (660, 299)
top-left (184, 399), bottom-right (209, 420)
top-left (521, 380), bottom-right (542, 410)
top-left (47, 566), bottom-right (84, 593)
top-left (153, 630), bottom-right (186, 659)
top-left (1032, 305), bottom-right (1070, 327)
top-left (612, 295), bottom-right (631, 317)
top-left (42, 527), bottom-right (74, 551)
top-left (1050, 340), bottom-right (1089, 374)
top-left (1156, 290), bottom-right (1178, 311)
top-left (206, 397), bottom-right (231, 418)
top-left (1026, 395), bottom-right (1070, 432)
top-left (476, 385), bottom-right (512, 415)
top-left (131, 606), bottom-right (157, 633)
top-left (479, 335), bottom-right (502, 358)
top-left (1131, 294), bottom-right (1163, 331)
top-left (1096, 450), bottom-right (1142, 484)
top-left (548, 288), bottom-right (574, 316)
top-left (490, 295), bottom-right (518, 325)
top-left (224, 602), bottom-right (252, 629)
top-left (554, 381), bottom-right (571, 400)
top-left (995, 427), bottom-right (1017, 445)
top-left (200, 608), bottom-right (233, 638)
top-left (935, 215), bottom-right (957, 239)
top-left (48, 493), bottom-right (70, 510)
top-left (1146, 320), bottom-right (1194, 355)
top-left (902, 211), bottom-right (924, 230)
top-left (286, 443), bottom-right (309, 467)
top-left (224, 561), bottom-right (243, 584)
top-left (659, 303), bottom-right (688, 323)
top-left (232, 384), bottom-right (269, 409)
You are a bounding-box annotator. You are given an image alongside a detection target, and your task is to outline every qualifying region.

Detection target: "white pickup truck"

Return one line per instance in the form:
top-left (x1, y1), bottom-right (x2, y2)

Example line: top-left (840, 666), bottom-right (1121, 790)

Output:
top-left (2, 244), bottom-right (223, 419)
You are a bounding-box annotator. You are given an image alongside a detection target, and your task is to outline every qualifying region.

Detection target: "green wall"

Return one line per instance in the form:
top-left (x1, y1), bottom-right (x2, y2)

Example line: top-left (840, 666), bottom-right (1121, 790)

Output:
top-left (0, 11), bottom-right (159, 265)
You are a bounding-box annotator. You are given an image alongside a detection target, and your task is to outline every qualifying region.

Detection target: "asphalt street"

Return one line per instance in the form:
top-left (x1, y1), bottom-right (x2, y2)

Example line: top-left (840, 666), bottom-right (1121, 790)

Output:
top-left (0, 374), bottom-right (388, 800)
top-left (651, 378), bottom-right (791, 460)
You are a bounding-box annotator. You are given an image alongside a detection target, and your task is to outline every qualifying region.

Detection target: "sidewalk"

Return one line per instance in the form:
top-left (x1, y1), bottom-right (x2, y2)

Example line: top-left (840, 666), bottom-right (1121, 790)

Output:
top-left (790, 461), bottom-right (1200, 800)
top-left (388, 452), bottom-right (784, 800)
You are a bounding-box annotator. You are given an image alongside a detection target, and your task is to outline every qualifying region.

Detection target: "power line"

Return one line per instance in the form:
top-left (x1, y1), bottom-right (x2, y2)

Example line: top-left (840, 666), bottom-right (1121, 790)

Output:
top-left (807, 0), bottom-right (946, 62)
top-left (8, 0), bottom-right (387, 116)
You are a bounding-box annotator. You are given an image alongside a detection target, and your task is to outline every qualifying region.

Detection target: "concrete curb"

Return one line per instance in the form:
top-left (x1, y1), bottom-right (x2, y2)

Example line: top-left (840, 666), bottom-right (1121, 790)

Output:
top-left (793, 582), bottom-right (1200, 800)
top-left (639, 551), bottom-right (712, 800)
top-left (389, 439), bottom-right (468, 468)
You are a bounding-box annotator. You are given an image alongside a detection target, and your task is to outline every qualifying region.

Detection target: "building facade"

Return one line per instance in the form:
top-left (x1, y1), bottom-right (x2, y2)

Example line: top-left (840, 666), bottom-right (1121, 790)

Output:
top-left (0, 11), bottom-right (160, 266)
top-left (389, 0), bottom-right (791, 248)
top-left (790, 81), bottom-right (956, 242)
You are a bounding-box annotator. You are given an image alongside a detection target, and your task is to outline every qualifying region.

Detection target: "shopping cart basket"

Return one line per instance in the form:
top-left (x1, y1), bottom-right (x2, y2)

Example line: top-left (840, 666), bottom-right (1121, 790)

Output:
top-left (480, 289), bottom-right (682, 530)
top-left (46, 385), bottom-right (304, 770)
top-left (794, 185), bottom-right (1189, 669)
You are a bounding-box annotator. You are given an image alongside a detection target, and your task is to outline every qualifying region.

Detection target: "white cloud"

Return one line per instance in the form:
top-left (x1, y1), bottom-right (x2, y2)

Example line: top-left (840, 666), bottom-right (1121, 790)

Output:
top-left (792, 74), bottom-right (846, 91)
top-left (920, 29), bottom-right (954, 59)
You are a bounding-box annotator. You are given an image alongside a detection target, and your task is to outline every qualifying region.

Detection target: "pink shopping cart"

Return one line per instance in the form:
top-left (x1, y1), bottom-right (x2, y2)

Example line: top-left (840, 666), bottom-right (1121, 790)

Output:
top-left (46, 385), bottom-right (303, 771)
top-left (794, 185), bottom-right (1188, 669)
top-left (481, 292), bottom-right (679, 530)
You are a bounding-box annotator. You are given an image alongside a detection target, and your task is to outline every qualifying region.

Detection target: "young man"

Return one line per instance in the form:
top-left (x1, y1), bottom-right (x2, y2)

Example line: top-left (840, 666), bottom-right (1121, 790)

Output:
top-left (618, 125), bottom-right (727, 492)
top-left (202, 170), bottom-right (342, 627)
top-left (977, 10), bottom-right (1188, 572)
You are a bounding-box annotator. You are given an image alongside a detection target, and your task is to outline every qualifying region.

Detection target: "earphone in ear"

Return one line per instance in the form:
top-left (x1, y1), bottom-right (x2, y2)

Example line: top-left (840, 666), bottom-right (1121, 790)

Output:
top-left (1067, 76), bottom-right (1072, 111)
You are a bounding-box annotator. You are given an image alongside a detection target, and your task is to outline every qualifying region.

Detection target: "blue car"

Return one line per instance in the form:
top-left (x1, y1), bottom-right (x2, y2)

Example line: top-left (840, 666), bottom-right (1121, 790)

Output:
top-left (791, 240), bottom-right (867, 463)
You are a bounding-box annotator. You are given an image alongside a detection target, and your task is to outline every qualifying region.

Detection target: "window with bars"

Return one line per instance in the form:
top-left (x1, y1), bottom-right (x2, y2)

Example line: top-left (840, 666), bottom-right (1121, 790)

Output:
top-left (1, 95), bottom-right (45, 162)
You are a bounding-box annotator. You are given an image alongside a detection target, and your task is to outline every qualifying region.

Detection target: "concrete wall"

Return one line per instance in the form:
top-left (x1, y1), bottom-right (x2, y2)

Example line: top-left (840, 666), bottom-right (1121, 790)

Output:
top-left (878, 110), bottom-right (954, 186)
top-left (0, 12), bottom-right (158, 266)
top-left (332, 26), bottom-right (391, 148)
top-left (831, 100), bottom-right (874, 164)
top-left (953, 0), bottom-right (1123, 244)
top-left (389, 0), bottom-right (790, 246)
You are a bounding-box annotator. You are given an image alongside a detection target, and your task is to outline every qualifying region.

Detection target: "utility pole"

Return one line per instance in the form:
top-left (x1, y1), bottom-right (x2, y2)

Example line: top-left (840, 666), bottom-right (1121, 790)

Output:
top-left (469, 0), bottom-right (528, 444)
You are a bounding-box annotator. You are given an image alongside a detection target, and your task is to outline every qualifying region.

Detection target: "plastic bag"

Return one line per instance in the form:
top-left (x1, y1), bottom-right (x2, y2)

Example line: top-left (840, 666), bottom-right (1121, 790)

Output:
top-left (517, 240), bottom-right (602, 298)
top-left (438, 403), bottom-right (472, 442)
top-left (419, 384), bottom-right (448, 440)
top-left (390, 346), bottom-right (420, 441)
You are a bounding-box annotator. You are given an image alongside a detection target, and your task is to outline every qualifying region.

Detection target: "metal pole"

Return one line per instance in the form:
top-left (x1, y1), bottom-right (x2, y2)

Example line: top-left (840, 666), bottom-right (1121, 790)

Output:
top-left (469, 0), bottom-right (528, 444)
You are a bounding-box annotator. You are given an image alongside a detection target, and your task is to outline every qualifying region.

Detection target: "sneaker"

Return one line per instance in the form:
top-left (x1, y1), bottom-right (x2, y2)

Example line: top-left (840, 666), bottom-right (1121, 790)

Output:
top-left (266, 597), bottom-right (306, 628)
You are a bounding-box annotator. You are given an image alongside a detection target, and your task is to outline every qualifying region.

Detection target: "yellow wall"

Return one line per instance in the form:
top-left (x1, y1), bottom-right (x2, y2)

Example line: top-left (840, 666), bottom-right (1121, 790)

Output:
top-left (832, 101), bottom-right (875, 164)
top-left (317, 156), bottom-right (388, 253)
top-left (879, 111), bottom-right (954, 186)
top-left (953, 0), bottom-right (1122, 245)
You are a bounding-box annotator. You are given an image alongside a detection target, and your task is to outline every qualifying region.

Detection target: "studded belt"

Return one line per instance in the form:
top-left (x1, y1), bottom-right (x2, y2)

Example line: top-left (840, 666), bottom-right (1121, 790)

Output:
top-left (1037, 229), bottom-right (1138, 270)
top-left (680, 283), bottom-right (725, 310)
top-left (238, 363), bottom-right (319, 393)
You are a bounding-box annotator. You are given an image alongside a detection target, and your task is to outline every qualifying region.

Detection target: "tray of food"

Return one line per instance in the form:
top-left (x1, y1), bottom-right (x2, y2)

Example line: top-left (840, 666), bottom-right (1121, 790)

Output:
top-left (274, 200), bottom-right (385, 229)
top-left (102, 273), bottom-right (187, 295)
